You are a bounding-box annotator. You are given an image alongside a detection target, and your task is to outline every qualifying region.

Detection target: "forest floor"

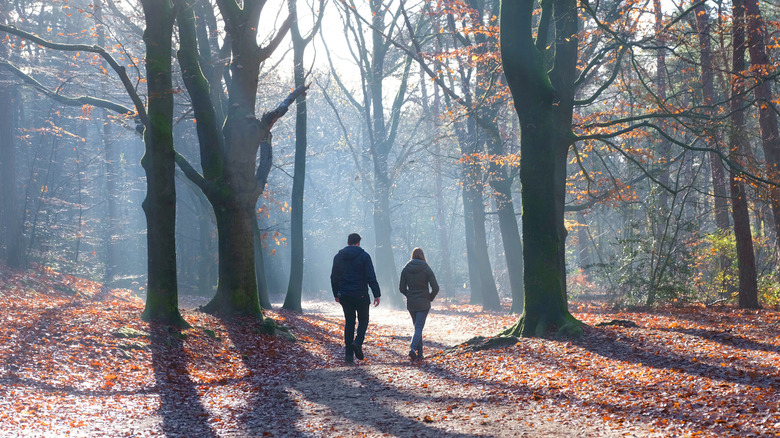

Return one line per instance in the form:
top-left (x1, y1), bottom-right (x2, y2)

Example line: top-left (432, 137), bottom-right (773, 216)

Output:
top-left (1, 265), bottom-right (779, 437)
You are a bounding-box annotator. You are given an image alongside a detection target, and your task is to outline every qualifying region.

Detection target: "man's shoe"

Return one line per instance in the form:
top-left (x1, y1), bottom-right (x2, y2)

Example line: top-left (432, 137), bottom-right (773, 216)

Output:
top-left (408, 350), bottom-right (418, 360)
top-left (352, 343), bottom-right (364, 360)
top-left (345, 355), bottom-right (354, 363)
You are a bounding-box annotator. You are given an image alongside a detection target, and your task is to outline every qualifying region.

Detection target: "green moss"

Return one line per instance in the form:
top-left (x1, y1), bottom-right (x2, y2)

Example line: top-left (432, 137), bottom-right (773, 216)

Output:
top-left (112, 326), bottom-right (150, 339)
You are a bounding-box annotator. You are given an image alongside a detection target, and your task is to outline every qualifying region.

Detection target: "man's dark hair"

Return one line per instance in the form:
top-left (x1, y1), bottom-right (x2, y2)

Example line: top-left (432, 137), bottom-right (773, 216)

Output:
top-left (347, 233), bottom-right (361, 245)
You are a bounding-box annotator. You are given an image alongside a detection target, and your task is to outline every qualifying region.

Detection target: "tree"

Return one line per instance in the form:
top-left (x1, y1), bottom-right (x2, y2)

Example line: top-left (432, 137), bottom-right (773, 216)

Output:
top-left (136, 0), bottom-right (186, 325)
top-left (693, 2), bottom-right (735, 299)
top-left (728, 0), bottom-right (759, 309)
top-left (0, 2), bottom-right (23, 268)
top-left (743, 0), bottom-right (780, 247)
top-left (283, 0), bottom-right (326, 313)
top-left (499, 0), bottom-right (583, 336)
top-left (173, 0), bottom-right (304, 316)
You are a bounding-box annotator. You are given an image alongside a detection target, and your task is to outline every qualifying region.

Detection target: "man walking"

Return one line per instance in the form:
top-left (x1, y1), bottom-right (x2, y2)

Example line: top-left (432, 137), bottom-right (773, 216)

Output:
top-left (331, 233), bottom-right (381, 363)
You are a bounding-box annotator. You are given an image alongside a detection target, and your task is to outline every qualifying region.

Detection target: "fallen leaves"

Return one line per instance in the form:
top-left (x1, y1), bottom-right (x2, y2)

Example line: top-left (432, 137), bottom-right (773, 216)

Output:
top-left (0, 263), bottom-right (778, 437)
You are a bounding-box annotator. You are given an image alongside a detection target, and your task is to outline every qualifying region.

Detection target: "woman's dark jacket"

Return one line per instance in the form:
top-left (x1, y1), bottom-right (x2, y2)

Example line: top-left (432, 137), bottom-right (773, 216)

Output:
top-left (399, 259), bottom-right (439, 312)
top-left (331, 245), bottom-right (381, 301)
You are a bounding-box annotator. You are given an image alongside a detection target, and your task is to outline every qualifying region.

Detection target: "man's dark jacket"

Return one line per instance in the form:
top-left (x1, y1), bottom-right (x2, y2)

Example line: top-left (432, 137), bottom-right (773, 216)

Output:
top-left (331, 245), bottom-right (381, 300)
top-left (399, 259), bottom-right (439, 312)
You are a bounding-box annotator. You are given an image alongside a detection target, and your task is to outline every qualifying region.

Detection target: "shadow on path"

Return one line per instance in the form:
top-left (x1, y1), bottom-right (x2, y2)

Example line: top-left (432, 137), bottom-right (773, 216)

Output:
top-left (149, 323), bottom-right (217, 438)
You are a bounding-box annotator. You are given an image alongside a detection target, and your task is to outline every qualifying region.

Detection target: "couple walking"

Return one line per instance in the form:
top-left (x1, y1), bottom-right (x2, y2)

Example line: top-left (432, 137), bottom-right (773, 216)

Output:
top-left (330, 233), bottom-right (439, 363)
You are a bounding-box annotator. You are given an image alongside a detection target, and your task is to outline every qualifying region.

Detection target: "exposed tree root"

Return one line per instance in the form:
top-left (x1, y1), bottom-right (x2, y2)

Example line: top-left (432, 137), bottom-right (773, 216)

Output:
top-left (501, 312), bottom-right (584, 338)
top-left (446, 335), bottom-right (520, 354)
top-left (595, 319), bottom-right (638, 328)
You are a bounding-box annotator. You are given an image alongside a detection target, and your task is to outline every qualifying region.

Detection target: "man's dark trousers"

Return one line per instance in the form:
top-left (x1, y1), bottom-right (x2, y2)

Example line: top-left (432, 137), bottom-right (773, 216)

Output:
top-left (340, 294), bottom-right (370, 359)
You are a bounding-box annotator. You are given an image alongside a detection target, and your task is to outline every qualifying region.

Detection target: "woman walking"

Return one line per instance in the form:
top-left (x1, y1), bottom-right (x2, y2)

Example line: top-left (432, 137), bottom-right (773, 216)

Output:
top-left (399, 248), bottom-right (439, 360)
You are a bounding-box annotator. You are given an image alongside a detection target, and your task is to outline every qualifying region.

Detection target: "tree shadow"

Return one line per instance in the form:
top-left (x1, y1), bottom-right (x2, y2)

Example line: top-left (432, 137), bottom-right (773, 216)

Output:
top-left (290, 365), bottom-right (502, 438)
top-left (408, 331), bottom-right (774, 437)
top-left (570, 326), bottom-right (779, 389)
top-left (658, 326), bottom-right (780, 356)
top-left (148, 323), bottom-right (217, 438)
top-left (221, 311), bottom-right (488, 437)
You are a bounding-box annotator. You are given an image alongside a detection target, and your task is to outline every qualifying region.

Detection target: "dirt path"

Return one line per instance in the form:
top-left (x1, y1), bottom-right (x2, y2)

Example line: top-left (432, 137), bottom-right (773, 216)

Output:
top-left (252, 302), bottom-right (661, 438)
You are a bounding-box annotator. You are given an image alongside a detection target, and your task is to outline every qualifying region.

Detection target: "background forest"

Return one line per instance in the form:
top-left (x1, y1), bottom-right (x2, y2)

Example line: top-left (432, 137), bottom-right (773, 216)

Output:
top-left (2, 0), bottom-right (780, 319)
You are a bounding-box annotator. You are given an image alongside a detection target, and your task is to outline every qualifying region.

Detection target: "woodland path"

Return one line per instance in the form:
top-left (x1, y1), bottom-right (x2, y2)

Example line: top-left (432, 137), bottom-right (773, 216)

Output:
top-left (237, 300), bottom-right (661, 438)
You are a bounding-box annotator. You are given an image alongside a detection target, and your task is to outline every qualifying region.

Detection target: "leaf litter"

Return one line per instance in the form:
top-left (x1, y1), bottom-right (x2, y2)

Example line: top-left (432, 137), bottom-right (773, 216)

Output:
top-left (0, 264), bottom-right (778, 437)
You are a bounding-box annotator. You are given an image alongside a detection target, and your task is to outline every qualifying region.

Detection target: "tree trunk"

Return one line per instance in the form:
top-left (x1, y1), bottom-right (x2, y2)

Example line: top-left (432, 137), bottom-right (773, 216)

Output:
top-left (0, 70), bottom-right (23, 268)
top-left (694, 3), bottom-right (735, 298)
top-left (174, 1), bottom-right (298, 317)
top-left (743, 0), bottom-right (780, 246)
top-left (203, 196), bottom-right (262, 315)
top-left (283, 0), bottom-right (311, 312)
top-left (139, 0), bottom-right (186, 326)
top-left (96, 3), bottom-right (120, 284)
top-left (462, 183), bottom-right (482, 302)
top-left (501, 0), bottom-right (582, 337)
top-left (254, 220), bottom-right (272, 309)
top-left (372, 166), bottom-right (400, 299)
top-left (729, 0), bottom-right (760, 310)
top-left (486, 138), bottom-right (524, 313)
top-left (647, 0), bottom-right (670, 307)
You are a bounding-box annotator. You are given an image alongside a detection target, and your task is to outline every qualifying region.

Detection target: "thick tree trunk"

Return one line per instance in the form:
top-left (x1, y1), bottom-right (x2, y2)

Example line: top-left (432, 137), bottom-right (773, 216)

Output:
top-left (501, 0), bottom-right (582, 337)
top-left (203, 196), bottom-right (262, 315)
top-left (175, 1), bottom-right (298, 317)
top-left (140, 0), bottom-right (186, 326)
top-left (729, 0), bottom-right (760, 310)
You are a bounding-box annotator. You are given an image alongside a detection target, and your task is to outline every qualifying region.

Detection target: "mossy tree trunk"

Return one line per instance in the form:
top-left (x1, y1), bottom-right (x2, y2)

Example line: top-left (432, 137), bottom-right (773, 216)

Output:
top-left (139, 0), bottom-right (187, 327)
top-left (500, 0), bottom-right (582, 337)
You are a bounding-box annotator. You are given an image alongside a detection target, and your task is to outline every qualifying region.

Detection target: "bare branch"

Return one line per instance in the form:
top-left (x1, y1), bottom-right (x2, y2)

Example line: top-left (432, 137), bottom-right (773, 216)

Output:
top-left (0, 24), bottom-right (149, 130)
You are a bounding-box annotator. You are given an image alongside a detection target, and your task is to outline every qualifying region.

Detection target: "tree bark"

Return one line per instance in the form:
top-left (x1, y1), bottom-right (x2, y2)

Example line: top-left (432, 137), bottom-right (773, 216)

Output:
top-left (729, 0), bottom-right (760, 310)
top-left (0, 68), bottom-right (23, 268)
top-left (486, 136), bottom-right (524, 313)
top-left (501, 0), bottom-right (582, 337)
top-left (139, 0), bottom-right (186, 326)
top-left (647, 0), bottom-right (671, 306)
top-left (694, 3), bottom-right (735, 298)
top-left (283, 0), bottom-right (309, 312)
top-left (743, 0), bottom-right (780, 246)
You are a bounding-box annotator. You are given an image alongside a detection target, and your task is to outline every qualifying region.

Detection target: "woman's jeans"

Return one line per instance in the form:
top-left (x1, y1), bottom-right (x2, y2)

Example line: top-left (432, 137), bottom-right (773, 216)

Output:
top-left (409, 310), bottom-right (429, 357)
